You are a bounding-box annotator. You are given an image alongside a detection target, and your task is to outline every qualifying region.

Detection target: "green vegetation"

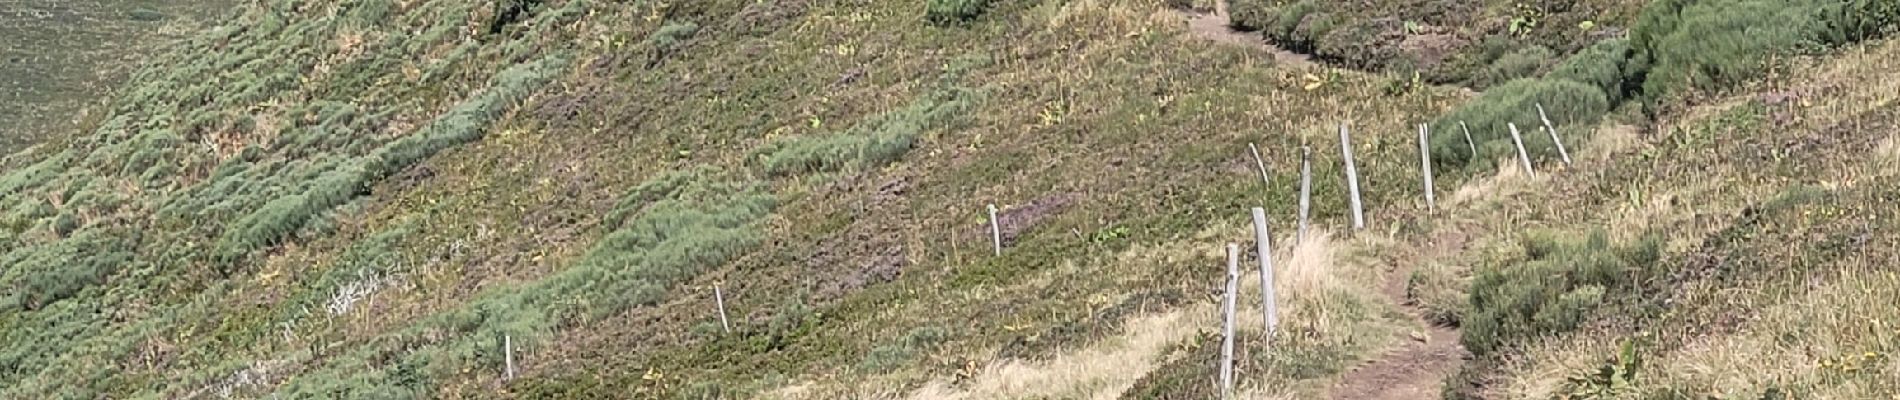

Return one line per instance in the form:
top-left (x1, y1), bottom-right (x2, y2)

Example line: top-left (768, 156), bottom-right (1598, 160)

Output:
top-left (756, 87), bottom-right (977, 177)
top-left (927, 0), bottom-right (992, 25)
top-left (0, 1), bottom-right (230, 155)
top-left (1462, 230), bottom-right (1661, 355)
top-left (1228, 0), bottom-right (1647, 86)
top-left (1429, 79), bottom-right (1611, 167)
top-left (1476, 46), bottom-right (1554, 89)
top-left (3, 0), bottom-right (1897, 398)
top-left (217, 55), bottom-right (570, 264)
top-left (1630, 0), bottom-right (1900, 109)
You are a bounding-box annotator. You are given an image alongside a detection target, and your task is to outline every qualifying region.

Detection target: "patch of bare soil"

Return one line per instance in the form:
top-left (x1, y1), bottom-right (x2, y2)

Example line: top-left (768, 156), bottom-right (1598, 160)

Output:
top-left (1172, 2), bottom-right (1313, 69)
top-left (981, 193), bottom-right (1079, 247)
top-left (1328, 230), bottom-right (1470, 400)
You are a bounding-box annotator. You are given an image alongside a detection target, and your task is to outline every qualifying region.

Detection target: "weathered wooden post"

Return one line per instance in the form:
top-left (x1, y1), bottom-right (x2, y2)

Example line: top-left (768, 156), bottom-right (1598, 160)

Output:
top-left (1459, 121), bottom-right (1477, 158)
top-left (1220, 243), bottom-right (1239, 400)
top-left (1250, 208), bottom-right (1279, 337)
top-left (1507, 123), bottom-right (1536, 178)
top-left (504, 335), bottom-right (516, 381)
top-left (1249, 143), bottom-right (1270, 187)
top-left (1339, 123), bottom-right (1364, 230)
top-left (988, 204), bottom-right (1002, 256)
top-left (714, 283), bottom-right (732, 333)
top-left (1536, 103), bottom-right (1573, 166)
top-left (1419, 123), bottom-right (1436, 212)
top-left (1297, 146), bottom-right (1312, 244)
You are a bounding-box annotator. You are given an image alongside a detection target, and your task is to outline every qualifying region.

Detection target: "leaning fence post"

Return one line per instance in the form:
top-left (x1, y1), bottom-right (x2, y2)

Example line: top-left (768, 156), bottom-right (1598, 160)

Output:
top-left (1249, 143), bottom-right (1270, 187)
top-left (1459, 121), bottom-right (1477, 158)
top-left (1297, 146), bottom-right (1312, 244)
top-left (714, 283), bottom-right (732, 333)
top-left (1250, 208), bottom-right (1278, 338)
top-left (1507, 123), bottom-right (1536, 178)
top-left (1220, 243), bottom-right (1239, 400)
top-left (1535, 103), bottom-right (1572, 166)
top-left (1419, 123), bottom-right (1436, 212)
top-left (988, 204), bottom-right (1002, 256)
top-left (504, 335), bottom-right (516, 381)
top-left (1339, 123), bottom-right (1365, 230)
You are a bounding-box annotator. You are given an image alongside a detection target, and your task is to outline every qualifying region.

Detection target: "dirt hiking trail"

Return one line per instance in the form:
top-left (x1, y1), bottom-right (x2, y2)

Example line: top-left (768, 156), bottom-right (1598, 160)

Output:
top-left (1172, 1), bottom-right (1314, 68)
top-left (1325, 231), bottom-right (1471, 400)
top-left (1175, 2), bottom-right (1468, 398)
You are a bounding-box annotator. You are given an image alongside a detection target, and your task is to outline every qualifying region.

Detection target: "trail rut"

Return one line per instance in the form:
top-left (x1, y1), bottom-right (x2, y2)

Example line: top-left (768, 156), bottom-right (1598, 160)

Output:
top-left (1326, 231), bottom-right (1470, 400)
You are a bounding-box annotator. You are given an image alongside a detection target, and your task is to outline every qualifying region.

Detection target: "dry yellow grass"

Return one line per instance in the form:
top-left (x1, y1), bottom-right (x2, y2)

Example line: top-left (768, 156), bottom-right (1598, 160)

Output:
top-left (1495, 268), bottom-right (1900, 400)
top-left (1444, 156), bottom-right (1537, 208)
top-left (1474, 39), bottom-right (1900, 400)
top-left (764, 225), bottom-right (1387, 400)
top-left (1577, 123), bottom-right (1641, 164)
top-left (907, 310), bottom-right (1201, 400)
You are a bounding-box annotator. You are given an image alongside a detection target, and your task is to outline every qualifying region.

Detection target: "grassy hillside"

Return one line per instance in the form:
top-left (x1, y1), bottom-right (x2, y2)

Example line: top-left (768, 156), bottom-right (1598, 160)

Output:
top-left (1425, 39), bottom-right (1900, 399)
top-left (0, 0), bottom-right (1461, 398)
top-left (0, 0), bottom-right (231, 157)
top-left (2, 0), bottom-right (1897, 398)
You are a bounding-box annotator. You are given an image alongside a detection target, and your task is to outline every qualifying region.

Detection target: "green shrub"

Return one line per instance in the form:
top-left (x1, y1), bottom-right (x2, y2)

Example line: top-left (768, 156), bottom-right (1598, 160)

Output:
top-left (1462, 230), bottom-right (1661, 355)
top-left (1633, 0), bottom-right (1819, 106)
top-left (1284, 11), bottom-right (1339, 54)
top-left (857, 326), bottom-right (950, 372)
top-left (757, 87), bottom-right (975, 177)
top-left (926, 0), bottom-right (991, 25)
top-left (1315, 18), bottom-right (1401, 70)
top-left (0, 231), bottom-right (133, 311)
top-left (1813, 0), bottom-right (1900, 45)
top-left (1477, 46), bottom-right (1554, 88)
top-left (1428, 78), bottom-right (1610, 168)
top-left (1547, 39), bottom-right (1633, 103)
top-left (646, 21), bottom-right (699, 49)
top-left (216, 55), bottom-right (569, 262)
top-left (1272, 1), bottom-right (1320, 38)
top-left (1227, 0), bottom-right (1274, 31)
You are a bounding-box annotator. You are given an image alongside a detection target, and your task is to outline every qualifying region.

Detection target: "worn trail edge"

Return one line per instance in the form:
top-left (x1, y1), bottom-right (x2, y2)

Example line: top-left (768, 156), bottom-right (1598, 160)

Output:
top-left (1175, 2), bottom-right (1467, 398)
top-left (1327, 231), bottom-right (1470, 400)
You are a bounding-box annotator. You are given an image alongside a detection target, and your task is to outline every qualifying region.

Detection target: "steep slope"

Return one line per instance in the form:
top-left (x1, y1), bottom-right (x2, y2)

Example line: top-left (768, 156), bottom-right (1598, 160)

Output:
top-left (5, 0), bottom-right (1895, 398)
top-left (0, 0), bottom-right (231, 156)
top-left (2, 0), bottom-right (1463, 398)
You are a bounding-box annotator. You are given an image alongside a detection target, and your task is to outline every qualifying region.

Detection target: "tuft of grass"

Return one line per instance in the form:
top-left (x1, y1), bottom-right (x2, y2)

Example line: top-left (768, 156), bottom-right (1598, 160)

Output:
top-left (1547, 39), bottom-right (1635, 104)
top-left (1477, 45), bottom-right (1554, 88)
top-left (1406, 261), bottom-right (1466, 326)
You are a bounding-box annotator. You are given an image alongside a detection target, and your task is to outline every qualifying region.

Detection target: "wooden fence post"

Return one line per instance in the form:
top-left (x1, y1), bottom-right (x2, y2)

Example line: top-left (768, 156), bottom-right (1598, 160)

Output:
top-left (1297, 146), bottom-right (1312, 244)
top-left (504, 335), bottom-right (516, 381)
top-left (1507, 122), bottom-right (1535, 178)
top-left (1249, 143), bottom-right (1270, 187)
top-left (1536, 103), bottom-right (1573, 166)
top-left (1459, 121), bottom-right (1477, 158)
top-left (714, 283), bottom-right (732, 333)
top-left (1419, 123), bottom-right (1436, 212)
top-left (1339, 123), bottom-right (1364, 230)
top-left (988, 204), bottom-right (1002, 256)
top-left (1220, 243), bottom-right (1239, 400)
top-left (1250, 208), bottom-right (1278, 338)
